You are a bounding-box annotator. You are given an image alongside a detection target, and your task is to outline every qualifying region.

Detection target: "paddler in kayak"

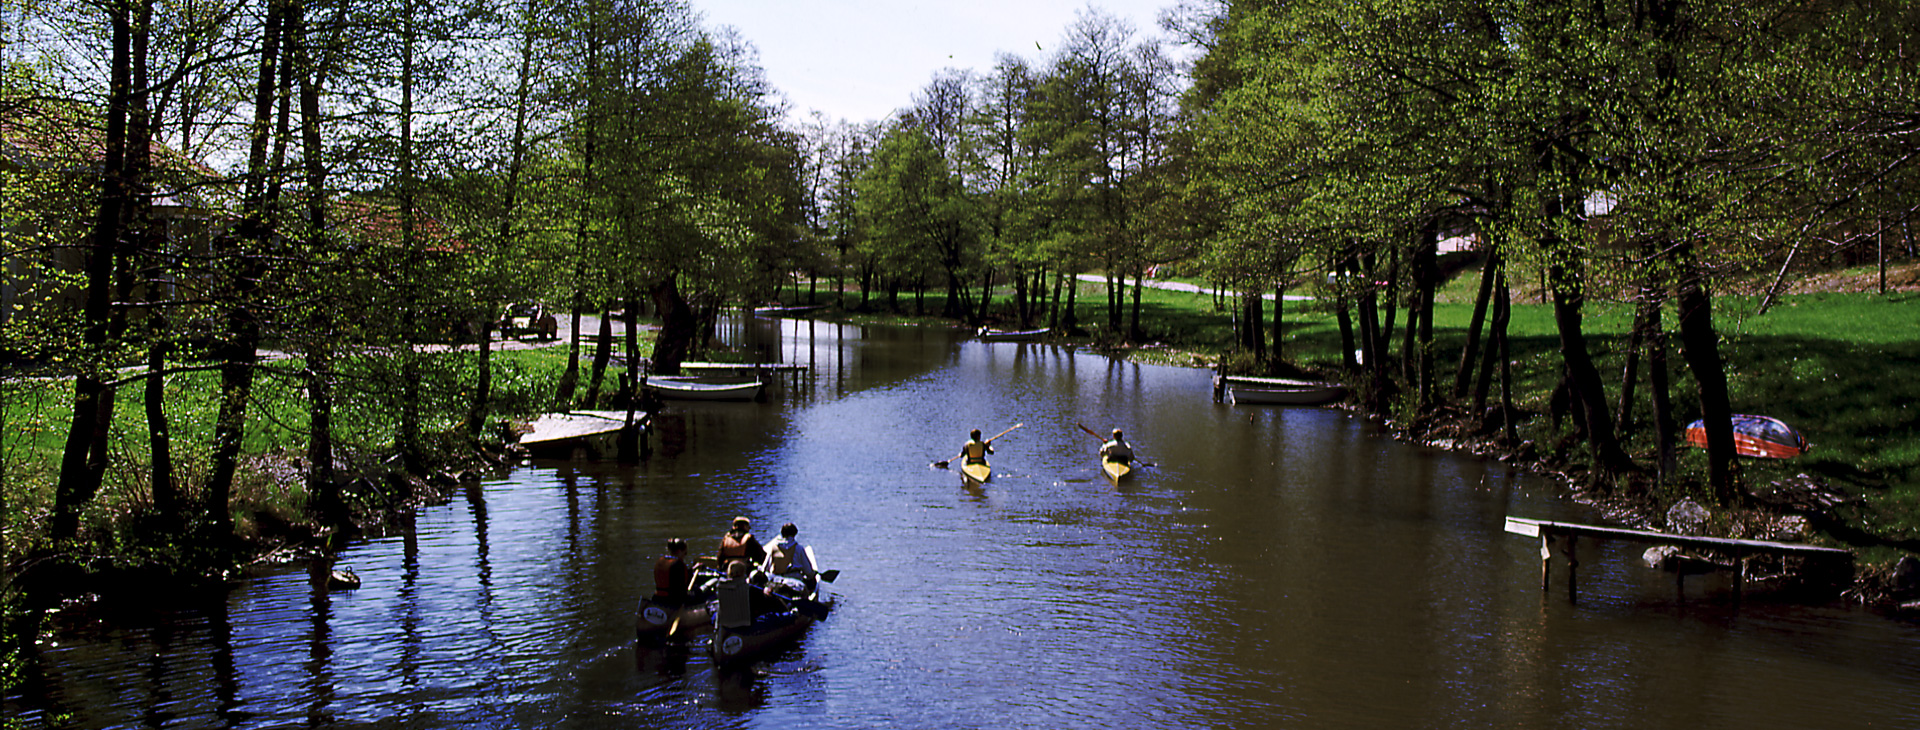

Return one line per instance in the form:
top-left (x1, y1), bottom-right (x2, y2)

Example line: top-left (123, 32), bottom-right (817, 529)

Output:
top-left (955, 429), bottom-right (993, 467)
top-left (716, 516), bottom-right (766, 570)
top-left (1099, 429), bottom-right (1134, 465)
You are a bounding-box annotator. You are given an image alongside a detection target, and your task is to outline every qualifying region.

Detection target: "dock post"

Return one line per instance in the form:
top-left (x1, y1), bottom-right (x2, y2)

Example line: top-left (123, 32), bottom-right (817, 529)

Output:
top-left (1565, 536), bottom-right (1579, 603)
top-left (1539, 532), bottom-right (1553, 591)
top-left (1734, 548), bottom-right (1747, 605)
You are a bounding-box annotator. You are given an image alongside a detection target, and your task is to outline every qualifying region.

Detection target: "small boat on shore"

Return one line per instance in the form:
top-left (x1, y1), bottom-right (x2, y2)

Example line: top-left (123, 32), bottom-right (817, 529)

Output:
top-left (976, 327), bottom-right (1049, 342)
top-left (643, 378), bottom-right (764, 401)
top-left (1685, 414), bottom-right (1808, 458)
top-left (1102, 458), bottom-right (1132, 484)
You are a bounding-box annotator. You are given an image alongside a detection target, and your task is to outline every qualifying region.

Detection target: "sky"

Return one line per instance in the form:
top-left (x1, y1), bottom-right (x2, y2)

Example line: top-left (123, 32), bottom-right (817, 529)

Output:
top-left (691, 0), bottom-right (1184, 125)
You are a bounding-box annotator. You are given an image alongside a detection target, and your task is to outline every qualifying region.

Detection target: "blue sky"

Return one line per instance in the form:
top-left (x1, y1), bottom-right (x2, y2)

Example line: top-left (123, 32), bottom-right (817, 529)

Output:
top-left (691, 0), bottom-right (1181, 124)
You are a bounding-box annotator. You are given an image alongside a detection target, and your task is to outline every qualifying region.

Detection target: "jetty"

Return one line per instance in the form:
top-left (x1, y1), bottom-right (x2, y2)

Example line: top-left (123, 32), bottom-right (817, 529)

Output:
top-left (518, 410), bottom-right (647, 459)
top-left (1505, 516), bottom-right (1852, 602)
top-left (678, 361), bottom-right (807, 374)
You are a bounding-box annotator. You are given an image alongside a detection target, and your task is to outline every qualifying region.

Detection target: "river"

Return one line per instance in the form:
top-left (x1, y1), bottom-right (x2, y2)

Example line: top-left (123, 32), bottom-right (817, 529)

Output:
top-left (11, 319), bottom-right (1920, 729)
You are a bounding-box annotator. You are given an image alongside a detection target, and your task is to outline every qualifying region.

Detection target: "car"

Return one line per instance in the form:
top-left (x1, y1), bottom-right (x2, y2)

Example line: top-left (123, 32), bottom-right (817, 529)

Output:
top-left (499, 303), bottom-right (558, 340)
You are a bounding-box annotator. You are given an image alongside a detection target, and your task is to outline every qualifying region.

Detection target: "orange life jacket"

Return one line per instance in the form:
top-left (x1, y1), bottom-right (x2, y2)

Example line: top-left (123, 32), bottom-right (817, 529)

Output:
top-left (719, 531), bottom-right (754, 562)
top-left (653, 555), bottom-right (689, 600)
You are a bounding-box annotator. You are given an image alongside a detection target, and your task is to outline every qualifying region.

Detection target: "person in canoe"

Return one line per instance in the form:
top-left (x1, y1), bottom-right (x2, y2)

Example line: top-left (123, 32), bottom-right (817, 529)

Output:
top-left (762, 522), bottom-right (817, 591)
top-left (715, 560), bottom-right (790, 629)
top-left (956, 429), bottom-right (994, 467)
top-left (1100, 429), bottom-right (1135, 465)
top-left (653, 537), bottom-right (696, 606)
top-left (716, 516), bottom-right (766, 570)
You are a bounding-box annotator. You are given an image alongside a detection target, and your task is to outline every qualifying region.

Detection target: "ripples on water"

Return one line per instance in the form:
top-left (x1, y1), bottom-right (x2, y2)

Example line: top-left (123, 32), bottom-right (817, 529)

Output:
top-left (12, 322), bottom-right (1920, 728)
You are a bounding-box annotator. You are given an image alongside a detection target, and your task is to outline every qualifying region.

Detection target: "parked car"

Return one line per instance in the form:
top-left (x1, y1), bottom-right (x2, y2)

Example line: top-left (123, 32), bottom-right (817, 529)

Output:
top-left (499, 303), bottom-right (558, 340)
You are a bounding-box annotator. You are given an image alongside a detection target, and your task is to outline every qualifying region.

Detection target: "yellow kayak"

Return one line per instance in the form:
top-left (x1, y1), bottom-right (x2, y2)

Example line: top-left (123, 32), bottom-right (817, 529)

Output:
top-left (961, 460), bottom-right (991, 484)
top-left (1102, 458), bottom-right (1132, 484)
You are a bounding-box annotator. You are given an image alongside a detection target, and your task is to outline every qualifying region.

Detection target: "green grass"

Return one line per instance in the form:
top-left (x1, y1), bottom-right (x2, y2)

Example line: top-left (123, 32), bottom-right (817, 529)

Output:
top-left (1, 344), bottom-right (593, 558)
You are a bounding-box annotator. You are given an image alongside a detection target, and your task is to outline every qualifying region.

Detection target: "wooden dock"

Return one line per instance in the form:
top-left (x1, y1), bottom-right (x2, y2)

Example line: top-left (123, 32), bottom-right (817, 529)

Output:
top-left (518, 410), bottom-right (647, 459)
top-left (1505, 516), bottom-right (1852, 602)
top-left (678, 361), bottom-right (807, 373)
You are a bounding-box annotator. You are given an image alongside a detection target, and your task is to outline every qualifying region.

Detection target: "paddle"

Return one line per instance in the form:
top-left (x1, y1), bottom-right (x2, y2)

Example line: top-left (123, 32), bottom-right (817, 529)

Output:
top-left (665, 565), bottom-right (710, 636)
top-left (1077, 422), bottom-right (1154, 467)
top-left (932, 422), bottom-right (1023, 468)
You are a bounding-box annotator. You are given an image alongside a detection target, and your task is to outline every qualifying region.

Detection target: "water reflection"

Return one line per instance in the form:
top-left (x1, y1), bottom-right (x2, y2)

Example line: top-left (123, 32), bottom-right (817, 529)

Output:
top-left (10, 321), bottom-right (1920, 728)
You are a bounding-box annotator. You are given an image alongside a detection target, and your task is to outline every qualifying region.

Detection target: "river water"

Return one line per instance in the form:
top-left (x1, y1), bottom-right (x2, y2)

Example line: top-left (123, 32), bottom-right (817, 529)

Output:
top-left (12, 319), bottom-right (1920, 729)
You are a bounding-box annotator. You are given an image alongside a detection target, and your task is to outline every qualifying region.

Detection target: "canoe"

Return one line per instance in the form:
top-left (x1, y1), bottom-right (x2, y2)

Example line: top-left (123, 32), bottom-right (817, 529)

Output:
top-left (710, 572), bottom-right (833, 666)
top-left (634, 566), bottom-right (724, 645)
top-left (960, 459), bottom-right (991, 484)
top-left (1685, 414), bottom-right (1808, 458)
top-left (1227, 383), bottom-right (1347, 406)
top-left (1102, 458), bottom-right (1132, 483)
top-left (976, 327), bottom-right (1050, 342)
top-left (643, 378), bottom-right (764, 401)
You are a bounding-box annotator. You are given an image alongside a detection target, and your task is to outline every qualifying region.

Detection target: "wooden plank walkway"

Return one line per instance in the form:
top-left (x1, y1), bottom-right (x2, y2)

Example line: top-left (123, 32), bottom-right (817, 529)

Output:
top-left (1505, 516), bottom-right (1852, 602)
top-left (679, 361), bottom-right (807, 373)
top-left (519, 410), bottom-right (643, 446)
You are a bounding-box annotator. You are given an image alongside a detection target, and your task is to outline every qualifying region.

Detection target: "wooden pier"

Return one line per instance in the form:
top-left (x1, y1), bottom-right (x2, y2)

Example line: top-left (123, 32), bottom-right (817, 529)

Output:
top-left (678, 361), bottom-right (807, 374)
top-left (518, 410), bottom-right (647, 460)
top-left (1505, 516), bottom-right (1852, 602)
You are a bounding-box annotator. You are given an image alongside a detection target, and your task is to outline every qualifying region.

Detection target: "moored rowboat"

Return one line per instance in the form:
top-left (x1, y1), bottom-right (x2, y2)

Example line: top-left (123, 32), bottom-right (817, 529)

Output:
top-left (976, 327), bottom-right (1050, 342)
top-left (643, 378), bottom-right (764, 401)
top-left (1227, 383), bottom-right (1347, 406)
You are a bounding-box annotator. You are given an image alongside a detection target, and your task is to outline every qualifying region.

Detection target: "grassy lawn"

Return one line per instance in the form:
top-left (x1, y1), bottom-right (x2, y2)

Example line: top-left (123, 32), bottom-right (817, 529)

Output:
top-left (2, 344), bottom-right (589, 556)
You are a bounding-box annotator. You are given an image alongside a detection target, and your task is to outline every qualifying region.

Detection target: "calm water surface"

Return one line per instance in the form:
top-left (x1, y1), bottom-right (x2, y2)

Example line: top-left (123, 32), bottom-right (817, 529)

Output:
top-left (13, 320), bottom-right (1920, 729)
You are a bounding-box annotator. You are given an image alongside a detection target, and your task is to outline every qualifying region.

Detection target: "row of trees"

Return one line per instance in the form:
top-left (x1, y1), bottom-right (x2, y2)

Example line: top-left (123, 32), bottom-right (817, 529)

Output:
top-left (795, 9), bottom-right (1190, 338)
top-left (1178, 0), bottom-right (1919, 500)
top-left (800, 0), bottom-right (1916, 503)
top-left (3, 0), bottom-right (808, 549)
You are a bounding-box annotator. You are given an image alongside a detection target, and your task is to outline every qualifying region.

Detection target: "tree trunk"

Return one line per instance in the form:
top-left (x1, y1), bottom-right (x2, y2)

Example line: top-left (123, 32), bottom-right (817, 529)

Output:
top-left (650, 277), bottom-right (698, 375)
top-left (1616, 283), bottom-right (1655, 436)
top-left (557, 291), bottom-right (585, 404)
top-left (145, 315), bottom-right (178, 525)
top-left (1544, 224), bottom-right (1633, 485)
top-left (1061, 271), bottom-right (1079, 333)
top-left (1454, 247), bottom-right (1500, 399)
top-left (1129, 270), bottom-right (1146, 343)
top-left (1270, 283), bottom-right (1285, 366)
top-left (1473, 262), bottom-right (1508, 418)
top-left (978, 267), bottom-right (993, 325)
top-left (53, 0), bottom-right (140, 543)
top-left (1496, 281), bottom-right (1516, 445)
top-left (1647, 294), bottom-right (1679, 485)
top-left (620, 294), bottom-right (641, 405)
top-left (207, 0), bottom-right (290, 535)
top-left (584, 303), bottom-right (614, 409)
top-left (291, 0), bottom-right (346, 531)
top-left (1675, 243), bottom-right (1737, 501)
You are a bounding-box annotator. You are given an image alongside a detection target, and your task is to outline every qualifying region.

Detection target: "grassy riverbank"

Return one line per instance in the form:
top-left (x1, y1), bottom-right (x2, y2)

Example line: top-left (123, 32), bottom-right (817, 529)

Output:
top-left (1, 344), bottom-right (590, 565)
